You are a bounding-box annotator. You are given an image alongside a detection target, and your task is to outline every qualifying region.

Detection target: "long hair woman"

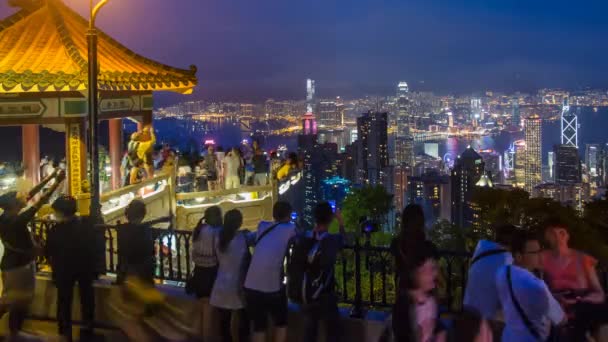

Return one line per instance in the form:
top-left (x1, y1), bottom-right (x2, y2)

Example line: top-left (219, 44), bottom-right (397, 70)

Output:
top-left (189, 206), bottom-right (223, 339)
top-left (391, 204), bottom-right (427, 289)
top-left (210, 209), bottom-right (252, 342)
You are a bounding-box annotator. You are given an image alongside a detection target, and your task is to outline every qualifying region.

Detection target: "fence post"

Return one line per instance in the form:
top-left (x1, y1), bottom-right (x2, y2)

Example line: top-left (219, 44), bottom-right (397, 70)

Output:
top-left (350, 238), bottom-right (365, 318)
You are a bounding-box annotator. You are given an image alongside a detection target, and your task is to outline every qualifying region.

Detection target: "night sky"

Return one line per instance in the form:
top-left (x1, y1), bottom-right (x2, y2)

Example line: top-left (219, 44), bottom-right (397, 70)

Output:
top-left (1, 0), bottom-right (608, 104)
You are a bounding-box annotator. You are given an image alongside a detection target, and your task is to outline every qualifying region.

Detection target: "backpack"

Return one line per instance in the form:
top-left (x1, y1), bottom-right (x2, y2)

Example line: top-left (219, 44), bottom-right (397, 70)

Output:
top-left (127, 140), bottom-right (141, 165)
top-left (287, 233), bottom-right (333, 305)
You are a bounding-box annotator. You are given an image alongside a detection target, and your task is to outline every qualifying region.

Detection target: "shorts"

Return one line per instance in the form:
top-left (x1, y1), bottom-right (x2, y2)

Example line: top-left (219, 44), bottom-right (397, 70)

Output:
top-left (186, 265), bottom-right (218, 299)
top-left (244, 288), bottom-right (288, 332)
top-left (225, 176), bottom-right (241, 190)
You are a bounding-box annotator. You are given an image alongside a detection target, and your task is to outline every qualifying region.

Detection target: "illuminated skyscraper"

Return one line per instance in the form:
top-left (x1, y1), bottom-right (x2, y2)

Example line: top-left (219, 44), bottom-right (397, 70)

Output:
top-left (586, 144), bottom-right (600, 178)
top-left (395, 136), bottom-right (415, 167)
top-left (306, 78), bottom-right (316, 114)
top-left (514, 140), bottom-right (526, 188)
top-left (555, 145), bottom-right (582, 185)
top-left (524, 115), bottom-right (542, 193)
top-left (397, 81), bottom-right (409, 98)
top-left (512, 98), bottom-right (521, 127)
top-left (548, 151), bottom-right (555, 181)
top-left (317, 100), bottom-right (341, 127)
top-left (471, 98), bottom-right (482, 124)
top-left (394, 165), bottom-right (411, 211)
top-left (451, 147), bottom-right (485, 228)
top-left (356, 112), bottom-right (389, 185)
top-left (561, 97), bottom-right (578, 148)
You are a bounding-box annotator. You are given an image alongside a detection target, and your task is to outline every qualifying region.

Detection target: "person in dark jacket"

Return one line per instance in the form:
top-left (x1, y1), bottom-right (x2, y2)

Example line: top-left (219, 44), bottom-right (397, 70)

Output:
top-left (47, 195), bottom-right (99, 341)
top-left (0, 170), bottom-right (64, 340)
top-left (116, 199), bottom-right (171, 284)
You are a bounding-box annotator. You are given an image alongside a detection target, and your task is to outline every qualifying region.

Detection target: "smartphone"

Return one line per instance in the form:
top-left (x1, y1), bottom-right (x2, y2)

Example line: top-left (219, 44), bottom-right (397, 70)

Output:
top-left (328, 200), bottom-right (337, 213)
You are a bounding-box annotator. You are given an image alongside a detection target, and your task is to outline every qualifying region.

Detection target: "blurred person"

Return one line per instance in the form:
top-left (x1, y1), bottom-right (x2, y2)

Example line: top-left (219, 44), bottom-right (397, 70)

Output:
top-left (496, 230), bottom-right (565, 342)
top-left (116, 200), bottom-right (171, 284)
top-left (269, 151), bottom-right (281, 181)
top-left (137, 125), bottom-right (156, 179)
top-left (449, 307), bottom-right (494, 342)
top-left (129, 159), bottom-right (145, 185)
top-left (252, 147), bottom-right (269, 186)
top-left (210, 209), bottom-right (252, 342)
top-left (223, 147), bottom-right (243, 190)
top-left (0, 170), bottom-right (65, 340)
top-left (391, 204), bottom-right (427, 289)
top-left (14, 167), bottom-right (33, 201)
top-left (542, 219), bottom-right (605, 311)
top-left (276, 152), bottom-right (298, 180)
top-left (391, 240), bottom-right (446, 342)
top-left (582, 304), bottom-right (608, 342)
top-left (464, 224), bottom-right (514, 332)
top-left (216, 146), bottom-right (226, 189)
top-left (187, 206), bottom-right (222, 339)
top-left (296, 202), bottom-right (345, 342)
top-left (177, 157), bottom-right (193, 193)
top-left (47, 196), bottom-right (100, 341)
top-left (194, 159), bottom-right (208, 191)
top-left (244, 201), bottom-right (297, 342)
top-left (204, 145), bottom-right (220, 190)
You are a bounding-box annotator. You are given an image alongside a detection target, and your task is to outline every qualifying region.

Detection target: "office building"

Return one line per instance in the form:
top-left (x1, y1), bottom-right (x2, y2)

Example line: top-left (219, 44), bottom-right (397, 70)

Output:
top-left (554, 145), bottom-right (582, 185)
top-left (548, 151), bottom-right (555, 182)
top-left (512, 98), bottom-right (521, 127)
top-left (408, 171), bottom-right (451, 225)
top-left (471, 98), bottom-right (482, 124)
top-left (356, 111), bottom-right (389, 185)
top-left (451, 147), bottom-right (485, 228)
top-left (395, 135), bottom-right (415, 167)
top-left (394, 165), bottom-right (411, 212)
top-left (306, 78), bottom-right (315, 114)
top-left (586, 144), bottom-right (600, 178)
top-left (524, 115), bottom-right (542, 193)
top-left (514, 140), bottom-right (526, 188)
top-left (424, 143), bottom-right (439, 159)
top-left (561, 97), bottom-right (578, 148)
top-left (317, 100), bottom-right (341, 127)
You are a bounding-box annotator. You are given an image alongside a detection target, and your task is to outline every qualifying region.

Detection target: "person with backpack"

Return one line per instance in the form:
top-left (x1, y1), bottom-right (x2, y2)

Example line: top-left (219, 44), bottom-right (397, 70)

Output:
top-left (46, 196), bottom-right (100, 342)
top-left (464, 224), bottom-right (515, 336)
top-left (188, 206), bottom-right (223, 340)
top-left (210, 209), bottom-right (252, 342)
top-left (244, 201), bottom-right (297, 342)
top-left (289, 202), bottom-right (345, 342)
top-left (496, 230), bottom-right (565, 342)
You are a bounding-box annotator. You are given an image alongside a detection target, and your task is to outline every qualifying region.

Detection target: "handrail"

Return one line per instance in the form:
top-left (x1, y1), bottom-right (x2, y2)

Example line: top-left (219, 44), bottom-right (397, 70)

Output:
top-left (100, 172), bottom-right (171, 202)
top-left (175, 184), bottom-right (274, 201)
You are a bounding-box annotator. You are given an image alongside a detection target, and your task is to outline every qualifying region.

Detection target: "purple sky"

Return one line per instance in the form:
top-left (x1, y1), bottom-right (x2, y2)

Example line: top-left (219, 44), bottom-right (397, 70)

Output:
top-left (1, 0), bottom-right (608, 105)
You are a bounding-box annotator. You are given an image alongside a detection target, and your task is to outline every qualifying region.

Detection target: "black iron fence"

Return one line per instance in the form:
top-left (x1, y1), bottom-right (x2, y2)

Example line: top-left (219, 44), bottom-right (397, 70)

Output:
top-left (29, 220), bottom-right (607, 314)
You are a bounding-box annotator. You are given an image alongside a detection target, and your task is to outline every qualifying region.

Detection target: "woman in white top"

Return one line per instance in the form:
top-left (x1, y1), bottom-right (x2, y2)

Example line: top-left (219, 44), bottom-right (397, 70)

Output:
top-left (189, 206), bottom-right (222, 340)
top-left (210, 209), bottom-right (253, 342)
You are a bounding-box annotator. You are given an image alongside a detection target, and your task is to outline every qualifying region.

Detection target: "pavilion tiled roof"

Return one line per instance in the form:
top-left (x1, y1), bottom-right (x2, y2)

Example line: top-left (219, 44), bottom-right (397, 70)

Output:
top-left (0, 0), bottom-right (197, 94)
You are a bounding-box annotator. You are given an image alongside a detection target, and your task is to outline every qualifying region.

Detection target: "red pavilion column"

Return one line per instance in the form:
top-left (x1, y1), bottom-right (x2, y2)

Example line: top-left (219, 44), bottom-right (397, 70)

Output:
top-left (109, 118), bottom-right (123, 190)
top-left (22, 124), bottom-right (40, 184)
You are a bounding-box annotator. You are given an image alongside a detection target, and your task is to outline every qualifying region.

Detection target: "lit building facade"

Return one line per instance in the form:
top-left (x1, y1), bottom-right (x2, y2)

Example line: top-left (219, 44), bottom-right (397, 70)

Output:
top-left (524, 115), bottom-right (542, 193)
top-left (356, 111), bottom-right (389, 185)
top-left (317, 100), bottom-right (341, 127)
top-left (451, 147), bottom-right (485, 228)
top-left (554, 144), bottom-right (582, 185)
top-left (395, 136), bottom-right (415, 167)
top-left (408, 171), bottom-right (451, 225)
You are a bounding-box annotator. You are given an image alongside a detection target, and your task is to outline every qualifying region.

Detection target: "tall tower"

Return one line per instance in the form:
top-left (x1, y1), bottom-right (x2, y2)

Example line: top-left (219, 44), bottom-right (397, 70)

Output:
top-left (356, 112), bottom-right (388, 185)
top-left (524, 115), bottom-right (542, 193)
top-left (306, 78), bottom-right (316, 114)
top-left (511, 98), bottom-right (521, 128)
top-left (451, 147), bottom-right (484, 228)
top-left (561, 97), bottom-right (578, 148)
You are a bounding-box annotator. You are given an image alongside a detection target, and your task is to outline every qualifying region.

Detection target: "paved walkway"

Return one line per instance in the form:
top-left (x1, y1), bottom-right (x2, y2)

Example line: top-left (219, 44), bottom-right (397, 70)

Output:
top-left (0, 318), bottom-right (127, 342)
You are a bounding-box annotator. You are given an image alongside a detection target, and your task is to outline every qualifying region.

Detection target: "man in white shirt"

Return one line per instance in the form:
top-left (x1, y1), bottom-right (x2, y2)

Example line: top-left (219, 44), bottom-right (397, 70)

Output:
top-left (244, 201), bottom-right (296, 342)
top-left (223, 148), bottom-right (242, 190)
top-left (496, 231), bottom-right (565, 342)
top-left (464, 224), bottom-right (514, 321)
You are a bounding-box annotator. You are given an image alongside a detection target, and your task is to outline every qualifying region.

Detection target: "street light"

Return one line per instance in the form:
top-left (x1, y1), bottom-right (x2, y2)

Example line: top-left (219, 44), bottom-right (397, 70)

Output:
top-left (87, 0), bottom-right (109, 220)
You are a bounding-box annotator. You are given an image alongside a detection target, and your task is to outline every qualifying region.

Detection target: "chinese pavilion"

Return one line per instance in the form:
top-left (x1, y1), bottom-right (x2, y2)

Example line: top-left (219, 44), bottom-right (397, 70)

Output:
top-left (0, 0), bottom-right (197, 195)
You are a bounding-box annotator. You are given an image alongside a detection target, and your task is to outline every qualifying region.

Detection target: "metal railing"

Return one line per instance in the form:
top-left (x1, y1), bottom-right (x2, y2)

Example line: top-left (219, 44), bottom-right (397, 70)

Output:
top-left (30, 220), bottom-right (607, 314)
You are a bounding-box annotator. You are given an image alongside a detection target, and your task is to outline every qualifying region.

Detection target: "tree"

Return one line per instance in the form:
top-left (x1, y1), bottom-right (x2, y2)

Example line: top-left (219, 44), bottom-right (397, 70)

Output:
top-left (339, 185), bottom-right (393, 240)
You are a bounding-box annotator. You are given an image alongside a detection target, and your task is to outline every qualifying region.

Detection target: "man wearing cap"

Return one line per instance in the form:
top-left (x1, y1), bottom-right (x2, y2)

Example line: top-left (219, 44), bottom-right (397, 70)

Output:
top-left (0, 170), bottom-right (64, 340)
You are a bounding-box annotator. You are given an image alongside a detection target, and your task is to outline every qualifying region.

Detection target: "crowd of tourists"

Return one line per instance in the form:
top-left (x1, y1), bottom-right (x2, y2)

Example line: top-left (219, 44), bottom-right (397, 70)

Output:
top-left (175, 142), bottom-right (299, 193)
top-left (0, 166), bottom-right (606, 341)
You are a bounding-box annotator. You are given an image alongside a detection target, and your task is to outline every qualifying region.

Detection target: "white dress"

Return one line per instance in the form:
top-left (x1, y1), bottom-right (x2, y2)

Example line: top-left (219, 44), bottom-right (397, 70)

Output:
top-left (210, 232), bottom-right (250, 310)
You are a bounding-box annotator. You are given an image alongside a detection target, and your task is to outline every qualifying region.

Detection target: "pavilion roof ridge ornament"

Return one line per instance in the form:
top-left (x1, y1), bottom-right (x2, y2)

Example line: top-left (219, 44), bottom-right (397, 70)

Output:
top-left (0, 0), bottom-right (197, 94)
